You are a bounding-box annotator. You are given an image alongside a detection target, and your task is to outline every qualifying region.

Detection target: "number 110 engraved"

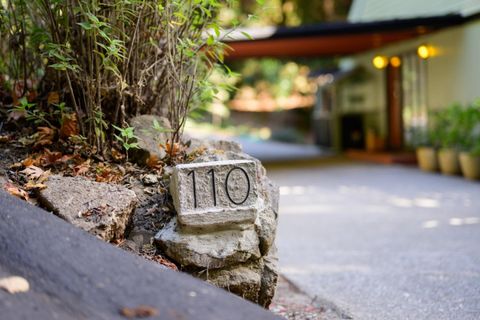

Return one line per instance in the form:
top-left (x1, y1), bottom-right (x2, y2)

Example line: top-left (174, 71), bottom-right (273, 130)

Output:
top-left (187, 166), bottom-right (251, 208)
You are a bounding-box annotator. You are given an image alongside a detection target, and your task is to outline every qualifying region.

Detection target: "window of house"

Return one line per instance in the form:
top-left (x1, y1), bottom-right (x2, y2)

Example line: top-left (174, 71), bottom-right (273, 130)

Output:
top-left (401, 52), bottom-right (428, 147)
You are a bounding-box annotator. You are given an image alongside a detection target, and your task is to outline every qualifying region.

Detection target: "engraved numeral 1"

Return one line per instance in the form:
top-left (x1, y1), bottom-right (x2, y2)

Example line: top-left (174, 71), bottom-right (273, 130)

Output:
top-left (187, 170), bottom-right (197, 208)
top-left (208, 168), bottom-right (217, 206)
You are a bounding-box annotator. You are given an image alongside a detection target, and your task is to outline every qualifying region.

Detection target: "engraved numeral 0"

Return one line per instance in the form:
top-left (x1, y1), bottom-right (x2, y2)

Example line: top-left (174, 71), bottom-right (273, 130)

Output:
top-left (225, 167), bottom-right (250, 205)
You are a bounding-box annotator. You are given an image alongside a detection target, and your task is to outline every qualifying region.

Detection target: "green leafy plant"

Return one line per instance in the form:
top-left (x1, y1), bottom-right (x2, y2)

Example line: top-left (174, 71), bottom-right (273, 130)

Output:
top-left (112, 125), bottom-right (139, 161)
top-left (430, 103), bottom-right (464, 150)
top-left (408, 128), bottom-right (429, 148)
top-left (458, 100), bottom-right (480, 155)
top-left (428, 100), bottom-right (480, 154)
top-left (10, 96), bottom-right (71, 129)
top-left (12, 97), bottom-right (52, 127)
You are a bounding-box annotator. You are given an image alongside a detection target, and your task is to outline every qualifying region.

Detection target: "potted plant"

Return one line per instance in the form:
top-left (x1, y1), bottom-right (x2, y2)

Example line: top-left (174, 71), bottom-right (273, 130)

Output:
top-left (458, 102), bottom-right (480, 180)
top-left (433, 104), bottom-right (463, 175)
top-left (459, 142), bottom-right (480, 180)
top-left (413, 126), bottom-right (438, 172)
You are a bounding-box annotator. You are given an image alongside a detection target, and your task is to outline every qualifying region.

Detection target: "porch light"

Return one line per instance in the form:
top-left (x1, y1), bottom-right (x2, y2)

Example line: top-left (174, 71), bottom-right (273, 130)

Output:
top-left (390, 56), bottom-right (401, 68)
top-left (372, 55), bottom-right (388, 69)
top-left (417, 45), bottom-right (433, 59)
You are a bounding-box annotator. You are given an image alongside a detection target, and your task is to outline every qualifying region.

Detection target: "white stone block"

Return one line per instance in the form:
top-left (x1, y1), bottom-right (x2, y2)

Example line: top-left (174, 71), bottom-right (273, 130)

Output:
top-left (170, 160), bottom-right (258, 229)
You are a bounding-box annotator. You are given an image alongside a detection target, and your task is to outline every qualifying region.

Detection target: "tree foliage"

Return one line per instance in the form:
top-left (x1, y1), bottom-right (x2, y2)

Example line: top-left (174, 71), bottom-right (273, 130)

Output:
top-left (0, 0), bottom-right (231, 153)
top-left (220, 0), bottom-right (352, 27)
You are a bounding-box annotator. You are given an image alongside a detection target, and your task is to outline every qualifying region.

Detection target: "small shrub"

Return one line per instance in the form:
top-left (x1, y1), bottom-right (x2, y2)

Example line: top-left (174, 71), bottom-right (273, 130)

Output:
top-left (1, 0), bottom-right (234, 154)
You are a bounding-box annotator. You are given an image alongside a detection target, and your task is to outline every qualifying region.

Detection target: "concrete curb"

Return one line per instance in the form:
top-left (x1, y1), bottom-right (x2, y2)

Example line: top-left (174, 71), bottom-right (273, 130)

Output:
top-left (0, 191), bottom-right (281, 320)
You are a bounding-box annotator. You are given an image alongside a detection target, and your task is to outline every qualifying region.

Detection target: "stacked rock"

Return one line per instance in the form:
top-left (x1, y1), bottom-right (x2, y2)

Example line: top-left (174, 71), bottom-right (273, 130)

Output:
top-left (155, 140), bottom-right (279, 307)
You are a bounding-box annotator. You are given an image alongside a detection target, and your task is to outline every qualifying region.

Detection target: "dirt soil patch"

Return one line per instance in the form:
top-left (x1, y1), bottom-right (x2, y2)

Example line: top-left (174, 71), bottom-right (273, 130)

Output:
top-left (271, 275), bottom-right (349, 320)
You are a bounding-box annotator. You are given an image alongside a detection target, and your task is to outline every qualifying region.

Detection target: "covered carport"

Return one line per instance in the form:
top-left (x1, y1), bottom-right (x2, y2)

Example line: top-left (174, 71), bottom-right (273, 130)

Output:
top-left (224, 15), bottom-right (466, 59)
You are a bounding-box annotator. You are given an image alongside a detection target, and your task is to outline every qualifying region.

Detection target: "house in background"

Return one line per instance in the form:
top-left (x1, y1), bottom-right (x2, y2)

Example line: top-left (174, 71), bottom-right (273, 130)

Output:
top-left (325, 0), bottom-right (480, 153)
top-left (225, 0), bottom-right (480, 154)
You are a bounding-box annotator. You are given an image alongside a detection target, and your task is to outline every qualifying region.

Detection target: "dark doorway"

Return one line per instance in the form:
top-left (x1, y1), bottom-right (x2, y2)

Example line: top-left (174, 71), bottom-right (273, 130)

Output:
top-left (341, 114), bottom-right (364, 149)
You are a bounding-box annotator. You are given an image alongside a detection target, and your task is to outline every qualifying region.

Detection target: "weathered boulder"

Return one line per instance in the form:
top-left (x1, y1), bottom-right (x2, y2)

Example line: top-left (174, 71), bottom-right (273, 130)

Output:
top-left (255, 204), bottom-right (277, 256)
top-left (129, 115), bottom-right (171, 164)
top-left (256, 177), bottom-right (279, 255)
top-left (155, 137), bottom-right (279, 307)
top-left (195, 261), bottom-right (262, 303)
top-left (194, 246), bottom-right (278, 307)
top-left (38, 175), bottom-right (137, 241)
top-left (155, 218), bottom-right (261, 268)
top-left (185, 136), bottom-right (243, 154)
top-left (258, 245), bottom-right (279, 308)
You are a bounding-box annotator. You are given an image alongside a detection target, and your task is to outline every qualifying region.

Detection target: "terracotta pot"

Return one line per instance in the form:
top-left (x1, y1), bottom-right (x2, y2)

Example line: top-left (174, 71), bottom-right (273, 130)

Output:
top-left (366, 130), bottom-right (376, 152)
top-left (459, 152), bottom-right (480, 180)
top-left (365, 130), bottom-right (385, 152)
top-left (438, 148), bottom-right (460, 175)
top-left (416, 147), bottom-right (438, 172)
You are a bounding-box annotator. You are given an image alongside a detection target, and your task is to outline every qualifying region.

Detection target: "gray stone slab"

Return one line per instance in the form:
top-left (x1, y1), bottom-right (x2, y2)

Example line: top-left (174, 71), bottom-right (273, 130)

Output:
top-left (38, 175), bottom-right (137, 241)
top-left (170, 160), bottom-right (258, 230)
top-left (155, 218), bottom-right (261, 268)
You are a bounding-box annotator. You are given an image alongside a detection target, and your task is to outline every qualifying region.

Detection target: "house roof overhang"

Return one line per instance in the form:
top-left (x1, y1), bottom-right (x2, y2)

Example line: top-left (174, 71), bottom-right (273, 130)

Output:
top-left (224, 14), bottom-right (468, 59)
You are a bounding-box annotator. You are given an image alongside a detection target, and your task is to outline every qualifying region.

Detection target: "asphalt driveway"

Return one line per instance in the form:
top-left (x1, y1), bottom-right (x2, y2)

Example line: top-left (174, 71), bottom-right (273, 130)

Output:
top-left (269, 161), bottom-right (480, 320)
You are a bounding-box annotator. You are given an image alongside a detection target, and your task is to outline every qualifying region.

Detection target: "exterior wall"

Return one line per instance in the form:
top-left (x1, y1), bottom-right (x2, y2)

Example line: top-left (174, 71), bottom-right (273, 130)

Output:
top-left (349, 0), bottom-right (480, 22)
top-left (427, 19), bottom-right (480, 109)
top-left (333, 18), bottom-right (480, 150)
top-left (350, 19), bottom-right (480, 109)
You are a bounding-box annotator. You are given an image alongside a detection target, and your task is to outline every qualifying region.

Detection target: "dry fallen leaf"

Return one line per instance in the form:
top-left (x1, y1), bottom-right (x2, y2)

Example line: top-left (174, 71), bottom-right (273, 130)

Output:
top-left (161, 142), bottom-right (182, 157)
top-left (8, 109), bottom-right (25, 122)
top-left (151, 255), bottom-right (178, 271)
top-left (59, 113), bottom-right (79, 139)
top-left (4, 182), bottom-right (29, 200)
top-left (24, 181), bottom-right (47, 191)
top-left (146, 154), bottom-right (162, 170)
top-left (47, 91), bottom-right (60, 105)
top-left (0, 276), bottom-right (30, 294)
top-left (9, 162), bottom-right (24, 170)
top-left (95, 165), bottom-right (122, 183)
top-left (40, 149), bottom-right (62, 165)
top-left (22, 156), bottom-right (37, 167)
top-left (111, 148), bottom-right (125, 161)
top-left (21, 165), bottom-right (44, 180)
top-left (74, 159), bottom-right (91, 176)
top-left (34, 126), bottom-right (55, 148)
top-left (120, 305), bottom-right (158, 318)
top-left (0, 135), bottom-right (10, 143)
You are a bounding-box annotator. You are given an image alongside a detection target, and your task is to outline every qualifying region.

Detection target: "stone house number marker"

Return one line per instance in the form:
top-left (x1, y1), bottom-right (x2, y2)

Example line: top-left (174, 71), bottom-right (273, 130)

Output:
top-left (170, 160), bottom-right (258, 229)
top-left (187, 166), bottom-right (251, 207)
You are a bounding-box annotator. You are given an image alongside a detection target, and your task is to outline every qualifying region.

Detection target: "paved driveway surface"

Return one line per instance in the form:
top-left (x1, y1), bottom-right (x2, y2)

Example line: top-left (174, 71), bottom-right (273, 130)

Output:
top-left (269, 162), bottom-right (480, 320)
